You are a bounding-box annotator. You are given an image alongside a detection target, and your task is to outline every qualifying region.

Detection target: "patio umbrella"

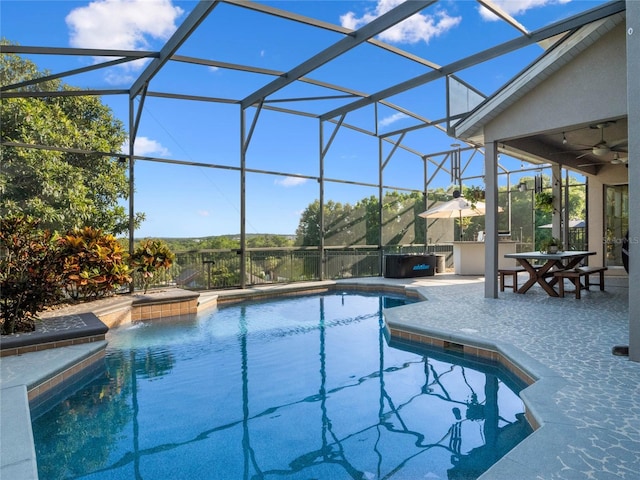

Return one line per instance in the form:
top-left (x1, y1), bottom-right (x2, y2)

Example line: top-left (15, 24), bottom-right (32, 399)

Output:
top-left (418, 197), bottom-right (491, 219)
top-left (419, 198), bottom-right (502, 240)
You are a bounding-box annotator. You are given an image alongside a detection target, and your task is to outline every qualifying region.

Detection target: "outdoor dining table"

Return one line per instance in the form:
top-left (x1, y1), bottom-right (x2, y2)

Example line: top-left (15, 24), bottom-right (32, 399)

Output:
top-left (503, 250), bottom-right (596, 296)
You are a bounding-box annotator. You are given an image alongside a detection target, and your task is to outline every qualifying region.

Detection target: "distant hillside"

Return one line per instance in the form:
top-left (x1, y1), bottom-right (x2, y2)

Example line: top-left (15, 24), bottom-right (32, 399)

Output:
top-left (150, 233), bottom-right (296, 241)
top-left (133, 233), bottom-right (297, 252)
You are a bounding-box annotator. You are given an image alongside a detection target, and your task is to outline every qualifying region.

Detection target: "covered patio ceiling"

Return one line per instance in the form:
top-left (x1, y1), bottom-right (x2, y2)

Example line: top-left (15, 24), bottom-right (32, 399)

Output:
top-left (502, 116), bottom-right (628, 174)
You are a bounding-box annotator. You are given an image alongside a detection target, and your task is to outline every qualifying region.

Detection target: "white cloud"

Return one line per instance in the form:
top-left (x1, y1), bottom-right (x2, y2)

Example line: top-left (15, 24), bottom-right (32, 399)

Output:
top-left (121, 136), bottom-right (170, 156)
top-left (379, 112), bottom-right (408, 128)
top-left (275, 176), bottom-right (308, 188)
top-left (197, 210), bottom-right (210, 217)
top-left (105, 70), bottom-right (135, 85)
top-left (340, 0), bottom-right (461, 44)
top-left (66, 0), bottom-right (184, 80)
top-left (479, 0), bottom-right (571, 21)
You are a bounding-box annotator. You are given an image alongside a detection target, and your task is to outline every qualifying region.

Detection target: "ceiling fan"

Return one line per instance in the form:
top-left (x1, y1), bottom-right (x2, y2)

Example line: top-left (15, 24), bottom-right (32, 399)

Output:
top-left (572, 121), bottom-right (628, 160)
top-left (578, 152), bottom-right (628, 167)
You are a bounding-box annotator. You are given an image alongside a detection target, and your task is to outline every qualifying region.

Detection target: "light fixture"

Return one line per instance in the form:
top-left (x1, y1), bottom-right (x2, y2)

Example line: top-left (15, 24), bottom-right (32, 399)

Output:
top-left (562, 132), bottom-right (567, 145)
top-left (611, 153), bottom-right (626, 165)
top-left (592, 145), bottom-right (609, 156)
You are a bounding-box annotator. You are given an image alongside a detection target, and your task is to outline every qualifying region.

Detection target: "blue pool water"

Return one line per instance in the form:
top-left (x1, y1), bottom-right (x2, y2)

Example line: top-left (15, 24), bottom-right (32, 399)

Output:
top-left (32, 291), bottom-right (531, 480)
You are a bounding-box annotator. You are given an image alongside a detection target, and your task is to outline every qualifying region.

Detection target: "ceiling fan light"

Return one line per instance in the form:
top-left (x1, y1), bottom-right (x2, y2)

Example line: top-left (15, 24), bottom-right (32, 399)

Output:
top-left (593, 146), bottom-right (609, 156)
top-left (611, 152), bottom-right (628, 164)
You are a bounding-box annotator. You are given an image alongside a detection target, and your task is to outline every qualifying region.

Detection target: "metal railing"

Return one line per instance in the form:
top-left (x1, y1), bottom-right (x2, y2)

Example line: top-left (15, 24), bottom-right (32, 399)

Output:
top-left (135, 244), bottom-right (455, 291)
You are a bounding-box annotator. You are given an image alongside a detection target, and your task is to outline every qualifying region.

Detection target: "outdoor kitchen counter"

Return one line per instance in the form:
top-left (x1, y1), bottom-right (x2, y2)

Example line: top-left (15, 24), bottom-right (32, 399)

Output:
top-left (453, 241), bottom-right (518, 275)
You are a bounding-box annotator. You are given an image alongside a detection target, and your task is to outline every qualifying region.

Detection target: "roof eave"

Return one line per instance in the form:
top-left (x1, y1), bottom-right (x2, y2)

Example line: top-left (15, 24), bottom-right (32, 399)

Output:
top-left (453, 12), bottom-right (625, 143)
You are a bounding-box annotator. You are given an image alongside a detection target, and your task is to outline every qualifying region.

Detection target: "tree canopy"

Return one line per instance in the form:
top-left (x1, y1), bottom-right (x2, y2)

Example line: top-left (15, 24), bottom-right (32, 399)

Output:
top-left (295, 192), bottom-right (430, 247)
top-left (294, 180), bottom-right (586, 248)
top-left (0, 40), bottom-right (144, 235)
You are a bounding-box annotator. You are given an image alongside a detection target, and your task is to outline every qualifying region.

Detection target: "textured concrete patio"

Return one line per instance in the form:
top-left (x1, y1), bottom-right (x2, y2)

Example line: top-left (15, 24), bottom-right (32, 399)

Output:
top-left (1, 273), bottom-right (637, 479)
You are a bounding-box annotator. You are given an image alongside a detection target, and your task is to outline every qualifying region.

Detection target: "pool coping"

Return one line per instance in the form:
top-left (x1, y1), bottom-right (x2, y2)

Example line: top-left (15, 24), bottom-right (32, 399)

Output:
top-left (0, 278), bottom-right (627, 479)
top-left (0, 341), bottom-right (108, 480)
top-left (0, 312), bottom-right (108, 356)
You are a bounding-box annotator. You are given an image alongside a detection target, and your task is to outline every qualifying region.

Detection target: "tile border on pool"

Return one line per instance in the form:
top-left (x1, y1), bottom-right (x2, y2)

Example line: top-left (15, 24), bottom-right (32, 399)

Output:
top-left (381, 296), bottom-right (578, 478)
top-left (385, 325), bottom-right (541, 429)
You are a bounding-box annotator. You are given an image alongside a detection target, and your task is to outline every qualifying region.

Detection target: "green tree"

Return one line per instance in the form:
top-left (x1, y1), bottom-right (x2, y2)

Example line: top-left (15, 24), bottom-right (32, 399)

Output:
top-left (246, 234), bottom-right (294, 248)
top-left (295, 199), bottom-right (323, 246)
top-left (295, 199), bottom-right (363, 246)
top-left (0, 40), bottom-right (144, 235)
top-left (295, 192), bottom-right (428, 247)
top-left (380, 191), bottom-right (426, 245)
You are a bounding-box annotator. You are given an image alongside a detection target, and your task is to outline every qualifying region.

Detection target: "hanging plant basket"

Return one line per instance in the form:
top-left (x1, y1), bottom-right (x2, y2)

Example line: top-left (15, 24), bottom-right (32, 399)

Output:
top-left (535, 191), bottom-right (554, 213)
top-left (467, 186), bottom-right (485, 203)
top-left (467, 187), bottom-right (485, 201)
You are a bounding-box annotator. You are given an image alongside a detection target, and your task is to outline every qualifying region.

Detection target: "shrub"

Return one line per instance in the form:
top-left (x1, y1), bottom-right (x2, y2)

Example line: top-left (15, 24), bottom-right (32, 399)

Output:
top-left (129, 239), bottom-right (175, 293)
top-left (0, 215), bottom-right (64, 335)
top-left (58, 227), bottom-right (131, 300)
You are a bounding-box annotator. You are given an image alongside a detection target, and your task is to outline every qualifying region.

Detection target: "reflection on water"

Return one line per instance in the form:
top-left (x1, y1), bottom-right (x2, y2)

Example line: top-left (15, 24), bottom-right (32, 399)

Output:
top-left (32, 292), bottom-right (531, 480)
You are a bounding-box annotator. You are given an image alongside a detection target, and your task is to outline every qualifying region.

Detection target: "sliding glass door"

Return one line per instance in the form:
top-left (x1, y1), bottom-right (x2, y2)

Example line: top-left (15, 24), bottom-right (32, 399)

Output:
top-left (604, 184), bottom-right (629, 267)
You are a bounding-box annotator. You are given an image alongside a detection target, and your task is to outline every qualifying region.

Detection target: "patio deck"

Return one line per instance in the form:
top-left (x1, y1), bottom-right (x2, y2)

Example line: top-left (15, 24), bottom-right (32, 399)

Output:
top-left (1, 273), bottom-right (637, 479)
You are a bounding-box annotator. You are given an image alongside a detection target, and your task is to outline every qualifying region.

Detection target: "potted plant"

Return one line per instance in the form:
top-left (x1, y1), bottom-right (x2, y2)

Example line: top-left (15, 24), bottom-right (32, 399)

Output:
top-left (541, 237), bottom-right (562, 254)
top-left (129, 239), bottom-right (175, 293)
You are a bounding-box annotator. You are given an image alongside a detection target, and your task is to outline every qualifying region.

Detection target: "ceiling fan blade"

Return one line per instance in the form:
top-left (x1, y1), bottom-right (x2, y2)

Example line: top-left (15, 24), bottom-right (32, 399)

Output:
top-left (609, 138), bottom-right (628, 149)
top-left (578, 154), bottom-right (628, 167)
top-left (577, 161), bottom-right (608, 167)
top-left (550, 148), bottom-right (591, 155)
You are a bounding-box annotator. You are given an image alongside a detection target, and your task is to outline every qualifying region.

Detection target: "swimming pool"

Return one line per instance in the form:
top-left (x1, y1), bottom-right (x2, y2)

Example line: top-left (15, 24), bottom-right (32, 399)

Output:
top-left (32, 291), bottom-right (531, 479)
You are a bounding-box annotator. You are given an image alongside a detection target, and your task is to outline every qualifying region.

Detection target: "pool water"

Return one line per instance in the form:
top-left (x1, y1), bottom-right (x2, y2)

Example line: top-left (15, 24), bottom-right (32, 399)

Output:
top-left (32, 291), bottom-right (531, 480)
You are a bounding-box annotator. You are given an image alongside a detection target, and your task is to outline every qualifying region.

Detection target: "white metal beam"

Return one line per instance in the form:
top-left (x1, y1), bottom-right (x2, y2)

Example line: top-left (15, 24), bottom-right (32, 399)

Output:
top-left (240, 0), bottom-right (437, 109)
top-left (476, 0), bottom-right (529, 36)
top-left (0, 45), bottom-right (157, 57)
top-left (1, 57), bottom-right (137, 92)
top-left (224, 0), bottom-right (442, 70)
top-left (130, 0), bottom-right (220, 98)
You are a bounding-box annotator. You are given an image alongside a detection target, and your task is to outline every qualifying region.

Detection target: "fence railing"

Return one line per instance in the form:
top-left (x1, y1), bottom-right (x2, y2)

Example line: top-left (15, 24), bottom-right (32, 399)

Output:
top-left (135, 244), bottom-right (455, 291)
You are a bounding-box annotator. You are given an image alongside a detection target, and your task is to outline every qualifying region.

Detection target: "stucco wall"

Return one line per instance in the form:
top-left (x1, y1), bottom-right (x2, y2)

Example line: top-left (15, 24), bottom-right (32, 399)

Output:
top-left (485, 23), bottom-right (627, 141)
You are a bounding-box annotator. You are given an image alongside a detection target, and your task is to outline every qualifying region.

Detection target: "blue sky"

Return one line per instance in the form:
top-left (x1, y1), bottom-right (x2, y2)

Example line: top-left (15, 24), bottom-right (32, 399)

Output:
top-left (1, 0), bottom-right (598, 237)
